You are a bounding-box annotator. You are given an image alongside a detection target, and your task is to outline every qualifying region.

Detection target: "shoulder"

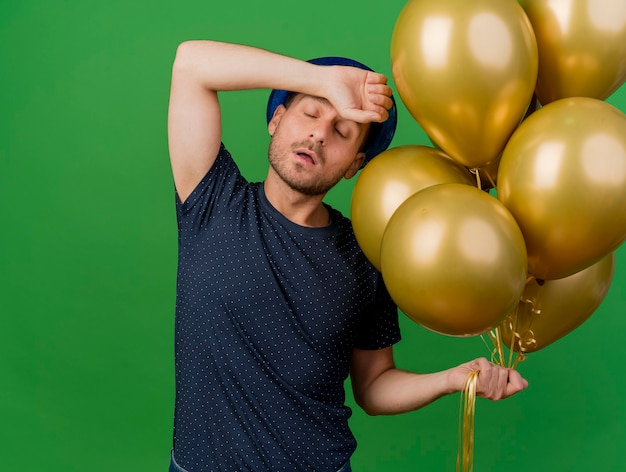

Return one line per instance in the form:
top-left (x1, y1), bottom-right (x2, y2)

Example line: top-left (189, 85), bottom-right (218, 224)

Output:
top-left (176, 143), bottom-right (252, 217)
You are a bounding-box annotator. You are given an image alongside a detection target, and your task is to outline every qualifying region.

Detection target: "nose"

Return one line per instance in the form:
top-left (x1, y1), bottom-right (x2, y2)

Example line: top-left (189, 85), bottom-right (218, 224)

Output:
top-left (309, 120), bottom-right (332, 145)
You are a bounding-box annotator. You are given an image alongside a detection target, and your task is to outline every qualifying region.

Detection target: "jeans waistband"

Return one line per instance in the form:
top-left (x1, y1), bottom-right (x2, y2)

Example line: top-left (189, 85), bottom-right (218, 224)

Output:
top-left (169, 450), bottom-right (351, 472)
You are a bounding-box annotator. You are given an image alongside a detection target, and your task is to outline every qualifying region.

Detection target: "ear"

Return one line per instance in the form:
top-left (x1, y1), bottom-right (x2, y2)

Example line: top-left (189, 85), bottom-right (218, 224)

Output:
top-left (268, 105), bottom-right (287, 136)
top-left (344, 152), bottom-right (366, 179)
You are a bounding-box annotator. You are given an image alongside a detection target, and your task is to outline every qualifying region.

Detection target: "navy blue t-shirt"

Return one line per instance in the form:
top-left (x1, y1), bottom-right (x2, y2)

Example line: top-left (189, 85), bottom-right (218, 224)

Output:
top-left (173, 144), bottom-right (400, 471)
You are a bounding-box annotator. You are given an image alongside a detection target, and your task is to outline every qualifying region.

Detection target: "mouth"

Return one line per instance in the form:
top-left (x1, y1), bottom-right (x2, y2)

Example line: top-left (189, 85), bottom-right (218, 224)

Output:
top-left (294, 148), bottom-right (317, 166)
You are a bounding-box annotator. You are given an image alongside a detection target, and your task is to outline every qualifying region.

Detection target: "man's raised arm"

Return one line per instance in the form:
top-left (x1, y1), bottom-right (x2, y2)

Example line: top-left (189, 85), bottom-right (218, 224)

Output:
top-left (167, 40), bottom-right (392, 201)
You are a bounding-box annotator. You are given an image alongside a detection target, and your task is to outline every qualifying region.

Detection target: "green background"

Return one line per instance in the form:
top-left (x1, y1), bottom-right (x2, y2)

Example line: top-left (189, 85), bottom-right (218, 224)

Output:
top-left (1, 1), bottom-right (625, 470)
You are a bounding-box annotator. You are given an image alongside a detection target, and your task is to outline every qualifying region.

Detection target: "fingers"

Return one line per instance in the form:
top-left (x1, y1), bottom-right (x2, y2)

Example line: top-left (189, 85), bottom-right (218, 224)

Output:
top-left (367, 105), bottom-right (390, 123)
top-left (367, 83), bottom-right (393, 104)
top-left (366, 72), bottom-right (390, 86)
top-left (506, 369), bottom-right (529, 396)
top-left (367, 92), bottom-right (393, 111)
top-left (341, 107), bottom-right (388, 124)
top-left (470, 358), bottom-right (528, 401)
top-left (331, 92), bottom-right (390, 124)
top-left (328, 68), bottom-right (393, 123)
top-left (363, 84), bottom-right (393, 122)
top-left (367, 82), bottom-right (393, 97)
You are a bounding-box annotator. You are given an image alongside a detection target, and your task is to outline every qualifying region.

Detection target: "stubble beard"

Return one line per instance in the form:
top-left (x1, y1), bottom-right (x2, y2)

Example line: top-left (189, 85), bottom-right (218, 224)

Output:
top-left (268, 137), bottom-right (344, 197)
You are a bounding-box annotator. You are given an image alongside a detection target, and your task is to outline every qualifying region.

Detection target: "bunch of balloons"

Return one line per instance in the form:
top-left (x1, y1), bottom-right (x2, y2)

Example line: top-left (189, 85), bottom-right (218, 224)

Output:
top-left (352, 0), bottom-right (626, 357)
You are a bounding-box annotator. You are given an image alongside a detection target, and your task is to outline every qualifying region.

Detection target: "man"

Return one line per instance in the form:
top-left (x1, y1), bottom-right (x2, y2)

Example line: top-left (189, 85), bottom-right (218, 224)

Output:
top-left (167, 40), bottom-right (527, 472)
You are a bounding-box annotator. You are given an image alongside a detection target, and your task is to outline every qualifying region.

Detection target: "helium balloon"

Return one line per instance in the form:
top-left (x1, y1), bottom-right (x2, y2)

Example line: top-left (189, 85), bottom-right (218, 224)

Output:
top-left (520, 0), bottom-right (626, 105)
top-left (502, 252), bottom-right (615, 354)
top-left (498, 97), bottom-right (626, 280)
top-left (351, 145), bottom-right (474, 270)
top-left (391, 0), bottom-right (538, 168)
top-left (470, 95), bottom-right (541, 192)
top-left (474, 153), bottom-right (501, 191)
top-left (380, 183), bottom-right (527, 337)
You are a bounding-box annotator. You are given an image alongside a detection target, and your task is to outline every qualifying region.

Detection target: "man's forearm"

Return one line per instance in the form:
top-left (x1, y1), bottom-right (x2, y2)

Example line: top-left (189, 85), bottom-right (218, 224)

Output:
top-left (355, 368), bottom-right (454, 416)
top-left (353, 356), bottom-right (527, 416)
top-left (172, 40), bottom-right (325, 96)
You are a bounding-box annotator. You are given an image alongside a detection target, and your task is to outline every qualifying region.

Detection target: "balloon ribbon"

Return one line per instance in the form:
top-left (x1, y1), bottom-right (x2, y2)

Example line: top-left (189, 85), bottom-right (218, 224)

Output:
top-left (457, 370), bottom-right (479, 472)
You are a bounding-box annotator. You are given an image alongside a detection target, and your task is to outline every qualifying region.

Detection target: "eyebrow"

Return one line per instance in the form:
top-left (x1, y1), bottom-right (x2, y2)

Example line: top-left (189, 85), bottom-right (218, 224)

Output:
top-left (311, 95), bottom-right (331, 106)
top-left (298, 94), bottom-right (332, 108)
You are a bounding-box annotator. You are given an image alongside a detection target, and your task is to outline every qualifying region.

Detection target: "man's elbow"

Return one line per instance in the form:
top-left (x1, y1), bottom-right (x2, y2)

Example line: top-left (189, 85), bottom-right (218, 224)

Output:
top-left (354, 393), bottom-right (386, 417)
top-left (172, 41), bottom-right (196, 73)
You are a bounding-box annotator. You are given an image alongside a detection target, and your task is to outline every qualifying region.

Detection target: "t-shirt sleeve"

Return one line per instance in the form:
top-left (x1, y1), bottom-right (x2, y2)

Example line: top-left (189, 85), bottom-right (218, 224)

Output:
top-left (175, 143), bottom-right (246, 233)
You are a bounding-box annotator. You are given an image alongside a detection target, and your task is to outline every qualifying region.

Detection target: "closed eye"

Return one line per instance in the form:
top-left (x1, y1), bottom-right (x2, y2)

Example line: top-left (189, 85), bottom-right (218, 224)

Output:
top-left (302, 101), bottom-right (322, 118)
top-left (336, 122), bottom-right (358, 139)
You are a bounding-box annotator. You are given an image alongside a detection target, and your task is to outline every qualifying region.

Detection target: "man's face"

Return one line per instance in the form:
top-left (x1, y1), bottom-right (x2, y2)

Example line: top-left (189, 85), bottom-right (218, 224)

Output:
top-left (267, 94), bottom-right (368, 196)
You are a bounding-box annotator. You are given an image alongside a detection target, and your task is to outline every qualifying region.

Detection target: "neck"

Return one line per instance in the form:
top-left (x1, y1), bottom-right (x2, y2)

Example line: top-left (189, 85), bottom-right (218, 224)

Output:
top-left (263, 179), bottom-right (330, 227)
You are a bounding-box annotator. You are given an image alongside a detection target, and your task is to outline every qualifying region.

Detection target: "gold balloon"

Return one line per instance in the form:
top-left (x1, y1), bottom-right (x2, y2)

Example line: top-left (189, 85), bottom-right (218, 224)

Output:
top-left (470, 95), bottom-right (541, 191)
top-left (351, 145), bottom-right (475, 270)
top-left (497, 97), bottom-right (626, 280)
top-left (391, 0), bottom-right (538, 168)
top-left (380, 183), bottom-right (528, 337)
top-left (502, 252), bottom-right (615, 354)
top-left (474, 153), bottom-right (501, 191)
top-left (520, 0), bottom-right (626, 105)
top-left (465, 96), bottom-right (541, 191)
